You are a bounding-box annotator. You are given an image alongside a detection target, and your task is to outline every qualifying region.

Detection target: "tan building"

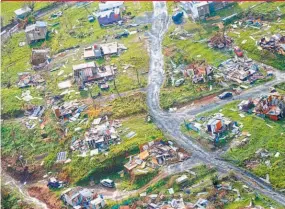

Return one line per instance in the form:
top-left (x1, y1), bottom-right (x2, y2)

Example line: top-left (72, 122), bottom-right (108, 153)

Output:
top-left (25, 21), bottom-right (47, 44)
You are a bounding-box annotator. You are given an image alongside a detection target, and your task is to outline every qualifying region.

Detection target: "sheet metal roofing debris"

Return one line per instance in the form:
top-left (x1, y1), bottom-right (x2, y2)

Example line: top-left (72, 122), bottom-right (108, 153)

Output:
top-left (18, 72), bottom-right (45, 88)
top-left (70, 116), bottom-right (121, 155)
top-left (259, 34), bottom-right (285, 55)
top-left (184, 60), bottom-right (214, 84)
top-left (218, 57), bottom-right (265, 84)
top-left (208, 32), bottom-right (233, 49)
top-left (52, 100), bottom-right (87, 123)
top-left (124, 140), bottom-right (190, 174)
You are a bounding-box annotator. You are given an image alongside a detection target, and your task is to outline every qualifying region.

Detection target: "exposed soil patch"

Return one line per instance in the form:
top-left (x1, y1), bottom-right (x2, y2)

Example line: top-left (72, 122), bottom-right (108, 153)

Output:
top-left (2, 156), bottom-right (46, 184)
top-left (28, 185), bottom-right (64, 209)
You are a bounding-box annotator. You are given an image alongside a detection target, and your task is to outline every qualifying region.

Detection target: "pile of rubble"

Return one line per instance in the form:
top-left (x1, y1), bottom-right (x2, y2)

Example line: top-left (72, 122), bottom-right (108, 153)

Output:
top-left (61, 187), bottom-right (105, 209)
top-left (254, 94), bottom-right (285, 121)
top-left (31, 48), bottom-right (51, 70)
top-left (238, 94), bottom-right (285, 121)
top-left (208, 33), bottom-right (233, 49)
top-left (52, 100), bottom-right (87, 123)
top-left (184, 60), bottom-right (214, 83)
top-left (259, 34), bottom-right (285, 55)
top-left (124, 140), bottom-right (190, 174)
top-left (71, 116), bottom-right (121, 155)
top-left (218, 57), bottom-right (266, 84)
top-left (18, 72), bottom-right (45, 88)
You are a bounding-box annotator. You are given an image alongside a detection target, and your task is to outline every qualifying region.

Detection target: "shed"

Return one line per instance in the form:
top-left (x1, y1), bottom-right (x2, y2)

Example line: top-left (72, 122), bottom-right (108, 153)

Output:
top-left (14, 7), bottom-right (31, 19)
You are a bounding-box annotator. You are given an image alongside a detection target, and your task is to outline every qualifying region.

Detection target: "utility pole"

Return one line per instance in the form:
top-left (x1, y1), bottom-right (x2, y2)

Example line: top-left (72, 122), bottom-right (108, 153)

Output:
top-left (110, 59), bottom-right (121, 98)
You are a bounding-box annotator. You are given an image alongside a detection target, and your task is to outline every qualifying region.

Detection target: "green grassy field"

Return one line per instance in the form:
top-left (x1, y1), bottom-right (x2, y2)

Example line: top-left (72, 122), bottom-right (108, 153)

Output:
top-left (194, 101), bottom-right (285, 190)
top-left (160, 80), bottom-right (225, 110)
top-left (1, 2), bottom-right (52, 26)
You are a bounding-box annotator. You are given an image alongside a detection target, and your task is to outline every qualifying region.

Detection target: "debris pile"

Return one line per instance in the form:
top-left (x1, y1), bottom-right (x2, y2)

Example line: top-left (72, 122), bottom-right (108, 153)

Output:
top-left (124, 140), bottom-right (190, 174)
top-left (259, 34), bottom-right (285, 55)
top-left (184, 60), bottom-right (214, 83)
top-left (31, 48), bottom-right (50, 70)
top-left (73, 61), bottom-right (116, 87)
top-left (61, 187), bottom-right (105, 208)
top-left (218, 57), bottom-right (265, 84)
top-left (52, 100), bottom-right (87, 123)
top-left (254, 94), bottom-right (285, 121)
top-left (238, 94), bottom-right (285, 121)
top-left (208, 33), bottom-right (233, 49)
top-left (71, 116), bottom-right (121, 155)
top-left (18, 72), bottom-right (45, 88)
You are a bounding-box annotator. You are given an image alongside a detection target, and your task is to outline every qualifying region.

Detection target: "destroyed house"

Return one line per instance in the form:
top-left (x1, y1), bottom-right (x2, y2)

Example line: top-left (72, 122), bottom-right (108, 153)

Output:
top-left (254, 95), bottom-right (285, 121)
top-left (52, 101), bottom-right (86, 121)
top-left (73, 62), bottom-right (114, 85)
top-left (259, 34), bottom-right (285, 55)
top-left (124, 140), bottom-right (189, 173)
top-left (25, 21), bottom-right (48, 44)
top-left (14, 7), bottom-right (31, 19)
top-left (185, 61), bottom-right (214, 83)
top-left (18, 72), bottom-right (44, 88)
top-left (98, 8), bottom-right (121, 26)
top-left (84, 118), bottom-right (120, 152)
top-left (31, 48), bottom-right (50, 70)
top-left (73, 62), bottom-right (98, 84)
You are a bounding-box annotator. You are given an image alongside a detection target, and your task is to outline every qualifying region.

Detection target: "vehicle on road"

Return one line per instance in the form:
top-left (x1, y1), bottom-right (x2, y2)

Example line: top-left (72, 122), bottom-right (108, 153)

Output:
top-left (218, 92), bottom-right (233, 99)
top-left (100, 179), bottom-right (115, 188)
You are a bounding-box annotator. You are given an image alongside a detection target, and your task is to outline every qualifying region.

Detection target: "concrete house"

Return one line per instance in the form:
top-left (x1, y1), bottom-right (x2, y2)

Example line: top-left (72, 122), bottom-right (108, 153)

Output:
top-left (98, 8), bottom-right (121, 26)
top-left (25, 21), bottom-right (47, 44)
top-left (14, 7), bottom-right (32, 20)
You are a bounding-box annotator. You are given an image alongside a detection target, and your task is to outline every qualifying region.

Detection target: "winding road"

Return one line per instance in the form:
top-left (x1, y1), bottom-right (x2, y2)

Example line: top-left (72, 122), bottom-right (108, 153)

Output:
top-left (2, 2), bottom-right (285, 208)
top-left (147, 1), bottom-right (285, 207)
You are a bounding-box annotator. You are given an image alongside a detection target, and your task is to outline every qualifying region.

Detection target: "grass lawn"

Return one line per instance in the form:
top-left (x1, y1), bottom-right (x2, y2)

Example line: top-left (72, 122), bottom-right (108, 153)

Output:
top-left (195, 101), bottom-right (285, 190)
top-left (109, 92), bottom-right (147, 119)
top-left (160, 80), bottom-right (225, 110)
top-left (1, 2), bottom-right (52, 26)
top-left (1, 109), bottom-right (61, 161)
